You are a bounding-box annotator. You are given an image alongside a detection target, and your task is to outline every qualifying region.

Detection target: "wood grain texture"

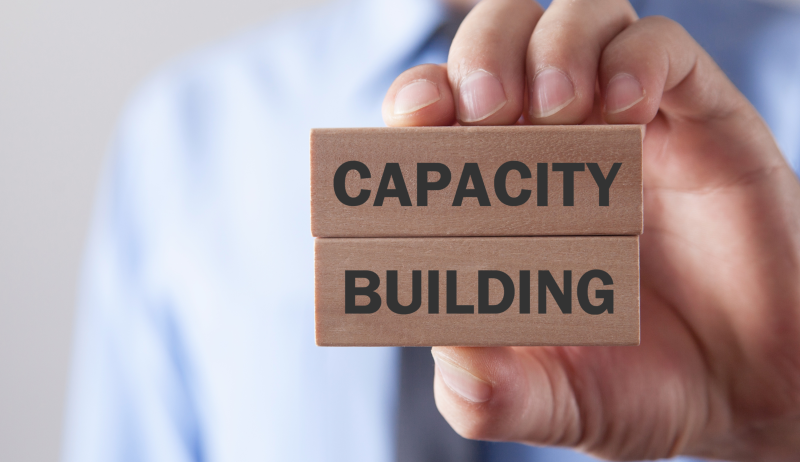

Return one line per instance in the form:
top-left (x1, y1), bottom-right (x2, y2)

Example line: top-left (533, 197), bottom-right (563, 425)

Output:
top-left (315, 237), bottom-right (639, 346)
top-left (311, 126), bottom-right (642, 237)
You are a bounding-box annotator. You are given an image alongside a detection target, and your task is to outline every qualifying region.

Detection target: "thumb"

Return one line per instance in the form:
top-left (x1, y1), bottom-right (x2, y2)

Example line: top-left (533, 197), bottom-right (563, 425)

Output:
top-left (430, 302), bottom-right (714, 461)
top-left (431, 346), bottom-right (583, 446)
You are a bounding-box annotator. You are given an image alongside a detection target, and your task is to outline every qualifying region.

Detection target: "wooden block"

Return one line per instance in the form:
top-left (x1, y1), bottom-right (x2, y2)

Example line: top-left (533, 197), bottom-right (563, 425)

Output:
top-left (315, 236), bottom-right (639, 346)
top-left (311, 126), bottom-right (642, 237)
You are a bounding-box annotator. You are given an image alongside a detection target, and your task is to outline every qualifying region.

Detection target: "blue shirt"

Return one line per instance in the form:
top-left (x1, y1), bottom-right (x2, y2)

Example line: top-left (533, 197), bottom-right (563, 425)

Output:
top-left (62, 0), bottom-right (800, 461)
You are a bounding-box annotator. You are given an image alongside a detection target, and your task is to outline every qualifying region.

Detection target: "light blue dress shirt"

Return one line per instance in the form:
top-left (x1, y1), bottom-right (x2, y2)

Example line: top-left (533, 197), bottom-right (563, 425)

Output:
top-left (62, 0), bottom-right (800, 461)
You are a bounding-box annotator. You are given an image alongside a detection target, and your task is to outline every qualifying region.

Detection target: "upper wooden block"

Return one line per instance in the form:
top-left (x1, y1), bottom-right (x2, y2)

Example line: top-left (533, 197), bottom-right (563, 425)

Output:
top-left (311, 126), bottom-right (643, 237)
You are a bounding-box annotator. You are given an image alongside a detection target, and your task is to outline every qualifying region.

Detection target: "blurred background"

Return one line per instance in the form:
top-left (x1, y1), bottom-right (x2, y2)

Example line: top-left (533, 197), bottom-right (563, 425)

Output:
top-left (0, 0), bottom-right (324, 460)
top-left (4, 1), bottom-right (800, 461)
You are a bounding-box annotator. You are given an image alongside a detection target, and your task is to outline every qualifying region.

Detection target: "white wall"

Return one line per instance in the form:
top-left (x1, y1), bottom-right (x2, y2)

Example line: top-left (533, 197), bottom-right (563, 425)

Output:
top-left (0, 1), bottom-right (326, 460)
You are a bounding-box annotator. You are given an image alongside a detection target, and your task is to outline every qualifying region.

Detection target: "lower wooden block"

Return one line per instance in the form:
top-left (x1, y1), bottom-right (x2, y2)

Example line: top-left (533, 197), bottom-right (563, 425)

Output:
top-left (315, 237), bottom-right (639, 346)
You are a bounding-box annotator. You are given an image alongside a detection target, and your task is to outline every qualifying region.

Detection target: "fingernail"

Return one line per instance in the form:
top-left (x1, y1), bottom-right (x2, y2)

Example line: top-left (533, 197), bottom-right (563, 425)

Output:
top-left (458, 69), bottom-right (507, 123)
top-left (530, 67), bottom-right (576, 118)
top-left (394, 79), bottom-right (441, 115)
top-left (606, 73), bottom-right (645, 114)
top-left (433, 352), bottom-right (492, 403)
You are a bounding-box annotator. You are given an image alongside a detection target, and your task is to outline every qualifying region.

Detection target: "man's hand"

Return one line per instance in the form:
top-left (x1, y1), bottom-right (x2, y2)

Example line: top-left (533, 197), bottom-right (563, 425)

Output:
top-left (382, 0), bottom-right (800, 460)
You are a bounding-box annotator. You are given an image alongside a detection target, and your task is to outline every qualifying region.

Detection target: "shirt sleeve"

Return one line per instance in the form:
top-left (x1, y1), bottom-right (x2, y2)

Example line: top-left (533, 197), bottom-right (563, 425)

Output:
top-left (61, 78), bottom-right (204, 462)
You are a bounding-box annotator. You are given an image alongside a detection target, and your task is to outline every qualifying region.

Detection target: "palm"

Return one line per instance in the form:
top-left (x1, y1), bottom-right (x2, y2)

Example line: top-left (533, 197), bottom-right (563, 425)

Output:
top-left (521, 110), bottom-right (800, 459)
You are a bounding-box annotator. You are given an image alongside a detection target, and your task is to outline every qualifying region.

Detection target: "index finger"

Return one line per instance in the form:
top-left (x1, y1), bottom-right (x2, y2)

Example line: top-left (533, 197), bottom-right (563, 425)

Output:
top-left (447, 0), bottom-right (543, 125)
top-left (382, 0), bottom-right (543, 127)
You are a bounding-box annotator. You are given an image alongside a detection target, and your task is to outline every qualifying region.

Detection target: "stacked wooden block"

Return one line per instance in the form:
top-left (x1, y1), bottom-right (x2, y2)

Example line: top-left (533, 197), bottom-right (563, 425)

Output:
top-left (311, 126), bottom-right (642, 346)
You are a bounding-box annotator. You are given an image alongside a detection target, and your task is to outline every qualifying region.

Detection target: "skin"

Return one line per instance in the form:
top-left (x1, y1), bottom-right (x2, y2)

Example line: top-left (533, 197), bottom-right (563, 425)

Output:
top-left (382, 0), bottom-right (800, 460)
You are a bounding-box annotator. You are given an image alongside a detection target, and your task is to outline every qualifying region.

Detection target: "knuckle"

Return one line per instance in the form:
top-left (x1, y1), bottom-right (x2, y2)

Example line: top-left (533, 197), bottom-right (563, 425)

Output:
top-left (641, 15), bottom-right (688, 38)
top-left (475, 0), bottom-right (542, 18)
top-left (500, 0), bottom-right (543, 14)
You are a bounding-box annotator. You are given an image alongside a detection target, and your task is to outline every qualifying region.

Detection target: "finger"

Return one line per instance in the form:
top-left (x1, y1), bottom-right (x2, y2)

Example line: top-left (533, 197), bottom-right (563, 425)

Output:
top-left (598, 16), bottom-right (786, 187)
top-left (431, 346), bottom-right (584, 445)
top-left (382, 64), bottom-right (456, 127)
top-left (431, 294), bottom-right (714, 459)
top-left (600, 16), bottom-right (746, 125)
top-left (447, 0), bottom-right (543, 125)
top-left (526, 0), bottom-right (637, 124)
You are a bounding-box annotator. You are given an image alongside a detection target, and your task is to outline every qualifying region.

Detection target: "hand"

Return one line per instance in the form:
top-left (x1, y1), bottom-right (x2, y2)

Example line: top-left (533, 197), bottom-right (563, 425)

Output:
top-left (382, 0), bottom-right (800, 460)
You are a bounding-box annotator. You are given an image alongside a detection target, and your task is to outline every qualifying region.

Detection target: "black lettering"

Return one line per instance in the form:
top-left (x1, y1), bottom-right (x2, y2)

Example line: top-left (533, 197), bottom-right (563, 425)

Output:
top-left (552, 163), bottom-right (585, 206)
top-left (520, 270), bottom-right (530, 314)
top-left (452, 163), bottom-right (491, 206)
top-left (386, 270), bottom-right (422, 315)
top-left (428, 271), bottom-right (440, 314)
top-left (537, 163), bottom-right (548, 206)
top-left (494, 161), bottom-right (532, 206)
top-left (587, 163), bottom-right (621, 207)
top-left (578, 270), bottom-right (614, 315)
top-left (334, 161), bottom-right (371, 206)
top-left (446, 271), bottom-right (474, 313)
top-left (345, 270), bottom-right (381, 314)
top-left (417, 163), bottom-right (452, 206)
top-left (373, 163), bottom-right (412, 206)
top-left (538, 270), bottom-right (572, 314)
top-left (478, 271), bottom-right (515, 314)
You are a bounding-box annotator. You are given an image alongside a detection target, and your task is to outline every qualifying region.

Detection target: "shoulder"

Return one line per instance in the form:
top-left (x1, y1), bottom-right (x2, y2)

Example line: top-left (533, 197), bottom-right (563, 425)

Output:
top-left (118, 2), bottom-right (346, 140)
top-left (119, 0), bottom-right (444, 137)
top-left (109, 2), bottom-right (362, 199)
top-left (102, 5), bottom-right (349, 245)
